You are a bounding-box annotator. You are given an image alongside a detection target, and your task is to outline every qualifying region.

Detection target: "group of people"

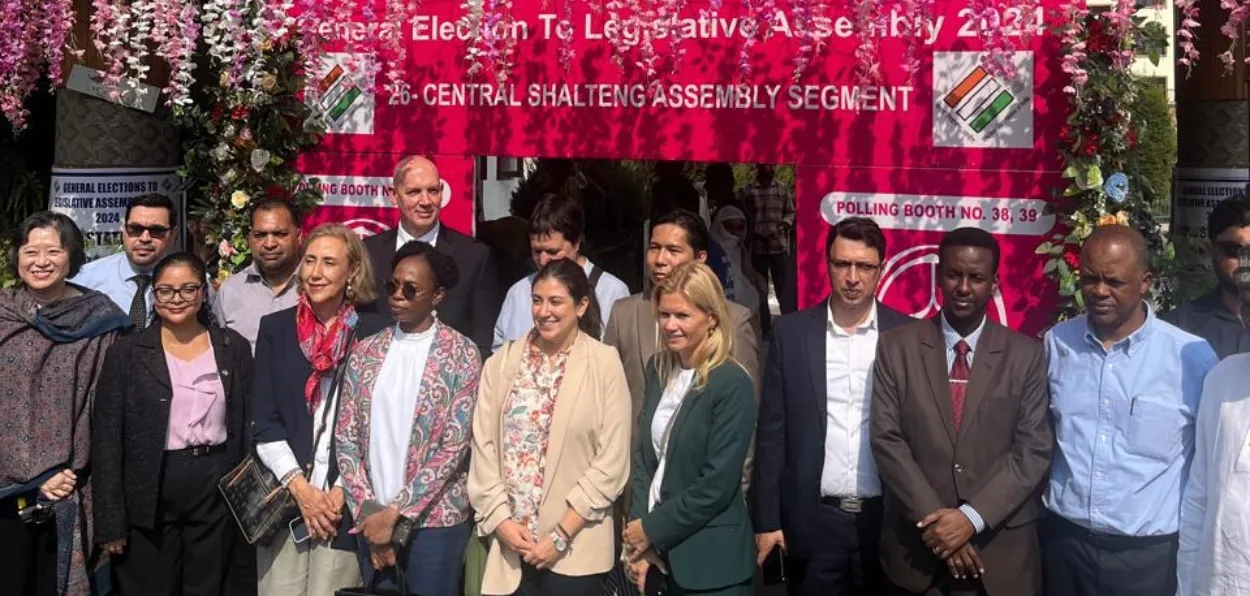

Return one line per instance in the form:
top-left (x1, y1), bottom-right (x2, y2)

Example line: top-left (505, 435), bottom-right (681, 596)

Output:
top-left (1, 152), bottom-right (1248, 596)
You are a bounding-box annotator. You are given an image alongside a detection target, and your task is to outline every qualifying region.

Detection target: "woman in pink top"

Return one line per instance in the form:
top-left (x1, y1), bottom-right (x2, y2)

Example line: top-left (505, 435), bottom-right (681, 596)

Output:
top-left (91, 252), bottom-right (255, 596)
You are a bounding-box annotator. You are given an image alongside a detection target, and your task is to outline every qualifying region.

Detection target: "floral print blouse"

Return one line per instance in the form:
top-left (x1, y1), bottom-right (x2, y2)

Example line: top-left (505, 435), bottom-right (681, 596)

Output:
top-left (502, 332), bottom-right (570, 538)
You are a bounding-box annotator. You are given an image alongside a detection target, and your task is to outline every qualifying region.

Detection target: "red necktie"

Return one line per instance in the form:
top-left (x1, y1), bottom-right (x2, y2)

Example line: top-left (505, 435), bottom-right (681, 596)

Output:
top-left (950, 340), bottom-right (971, 432)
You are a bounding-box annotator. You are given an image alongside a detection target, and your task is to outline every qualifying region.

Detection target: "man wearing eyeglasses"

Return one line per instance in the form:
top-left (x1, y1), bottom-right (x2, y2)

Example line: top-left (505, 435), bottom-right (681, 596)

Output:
top-left (72, 193), bottom-right (179, 329)
top-left (753, 217), bottom-right (911, 596)
top-left (1163, 194), bottom-right (1250, 360)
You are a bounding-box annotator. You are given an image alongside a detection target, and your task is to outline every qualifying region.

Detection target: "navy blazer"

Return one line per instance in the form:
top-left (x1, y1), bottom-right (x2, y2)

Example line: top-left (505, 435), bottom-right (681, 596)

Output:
top-left (751, 299), bottom-right (912, 557)
top-left (250, 305), bottom-right (387, 549)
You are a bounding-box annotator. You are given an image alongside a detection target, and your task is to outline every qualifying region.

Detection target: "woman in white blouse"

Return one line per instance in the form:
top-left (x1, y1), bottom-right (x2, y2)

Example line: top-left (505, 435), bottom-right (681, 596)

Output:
top-left (335, 241), bottom-right (482, 595)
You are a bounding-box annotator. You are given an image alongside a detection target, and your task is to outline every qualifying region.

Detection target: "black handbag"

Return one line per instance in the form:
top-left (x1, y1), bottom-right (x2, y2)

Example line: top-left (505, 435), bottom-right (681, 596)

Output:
top-left (218, 339), bottom-right (354, 544)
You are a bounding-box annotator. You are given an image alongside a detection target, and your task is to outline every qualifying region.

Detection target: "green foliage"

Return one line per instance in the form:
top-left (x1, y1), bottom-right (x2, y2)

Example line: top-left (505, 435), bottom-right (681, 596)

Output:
top-left (175, 37), bottom-right (326, 282)
top-left (1128, 81), bottom-right (1176, 215)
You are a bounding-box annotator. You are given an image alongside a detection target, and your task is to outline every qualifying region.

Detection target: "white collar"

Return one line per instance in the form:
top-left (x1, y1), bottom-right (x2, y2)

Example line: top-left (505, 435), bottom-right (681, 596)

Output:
top-left (827, 301), bottom-right (877, 337)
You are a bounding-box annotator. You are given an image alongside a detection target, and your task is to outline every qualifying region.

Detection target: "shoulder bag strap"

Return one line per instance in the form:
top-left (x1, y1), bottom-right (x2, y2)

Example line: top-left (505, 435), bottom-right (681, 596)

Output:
top-left (305, 334), bottom-right (356, 478)
top-left (588, 265), bottom-right (604, 289)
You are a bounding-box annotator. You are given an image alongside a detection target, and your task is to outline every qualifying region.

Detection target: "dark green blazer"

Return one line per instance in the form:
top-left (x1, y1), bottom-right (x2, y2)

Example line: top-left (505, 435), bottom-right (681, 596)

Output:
top-left (630, 359), bottom-right (756, 591)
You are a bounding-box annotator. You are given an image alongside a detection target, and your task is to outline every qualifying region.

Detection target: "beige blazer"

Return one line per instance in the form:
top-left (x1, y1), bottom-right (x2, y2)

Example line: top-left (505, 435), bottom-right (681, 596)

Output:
top-left (468, 331), bottom-right (632, 595)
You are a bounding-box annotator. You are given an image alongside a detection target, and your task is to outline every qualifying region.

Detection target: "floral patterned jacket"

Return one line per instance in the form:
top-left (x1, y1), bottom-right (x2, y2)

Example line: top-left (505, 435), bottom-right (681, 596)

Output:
top-left (335, 322), bottom-right (481, 527)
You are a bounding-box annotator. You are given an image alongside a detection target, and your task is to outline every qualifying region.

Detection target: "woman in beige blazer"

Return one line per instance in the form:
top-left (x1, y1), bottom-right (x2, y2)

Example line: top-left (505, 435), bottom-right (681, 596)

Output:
top-left (468, 259), bottom-right (632, 596)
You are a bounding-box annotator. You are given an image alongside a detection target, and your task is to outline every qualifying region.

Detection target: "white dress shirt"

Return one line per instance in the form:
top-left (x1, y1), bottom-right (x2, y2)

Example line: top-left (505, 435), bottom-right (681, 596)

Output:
top-left (256, 374), bottom-right (343, 490)
top-left (650, 368), bottom-right (696, 511)
top-left (369, 325), bottom-right (436, 504)
top-left (821, 303), bottom-right (881, 498)
top-left (492, 257), bottom-right (630, 350)
top-left (1179, 353), bottom-right (1250, 596)
top-left (396, 221), bottom-right (440, 250)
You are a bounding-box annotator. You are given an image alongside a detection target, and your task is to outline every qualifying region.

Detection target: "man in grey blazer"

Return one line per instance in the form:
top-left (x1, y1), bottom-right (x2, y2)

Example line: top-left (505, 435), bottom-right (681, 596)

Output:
top-left (604, 209), bottom-right (760, 439)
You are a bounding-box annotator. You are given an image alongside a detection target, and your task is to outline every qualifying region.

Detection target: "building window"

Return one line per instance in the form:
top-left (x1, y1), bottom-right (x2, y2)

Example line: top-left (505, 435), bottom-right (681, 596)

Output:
top-left (497, 157), bottom-right (522, 180)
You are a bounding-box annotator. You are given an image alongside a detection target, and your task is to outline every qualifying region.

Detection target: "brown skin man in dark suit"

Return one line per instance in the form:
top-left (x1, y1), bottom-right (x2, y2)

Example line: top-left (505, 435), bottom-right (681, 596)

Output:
top-left (869, 228), bottom-right (1053, 596)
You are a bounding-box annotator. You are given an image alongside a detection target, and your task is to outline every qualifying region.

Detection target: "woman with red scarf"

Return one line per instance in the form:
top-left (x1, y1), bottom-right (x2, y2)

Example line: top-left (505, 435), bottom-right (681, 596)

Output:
top-left (251, 224), bottom-right (388, 596)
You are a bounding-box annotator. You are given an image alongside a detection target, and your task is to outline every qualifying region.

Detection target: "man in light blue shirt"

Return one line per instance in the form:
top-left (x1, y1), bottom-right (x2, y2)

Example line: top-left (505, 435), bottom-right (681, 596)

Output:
top-left (71, 193), bottom-right (179, 329)
top-left (1044, 225), bottom-right (1218, 596)
top-left (492, 194), bottom-right (629, 350)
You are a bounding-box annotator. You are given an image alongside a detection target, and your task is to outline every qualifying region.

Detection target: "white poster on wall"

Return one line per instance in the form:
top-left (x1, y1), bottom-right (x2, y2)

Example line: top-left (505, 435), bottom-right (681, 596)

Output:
top-left (1173, 167), bottom-right (1249, 240)
top-left (48, 167), bottom-right (183, 256)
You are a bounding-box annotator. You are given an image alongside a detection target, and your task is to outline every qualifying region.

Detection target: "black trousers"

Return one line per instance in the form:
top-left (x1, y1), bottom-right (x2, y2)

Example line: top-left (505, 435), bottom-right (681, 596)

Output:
top-left (752, 252), bottom-right (793, 334)
top-left (113, 448), bottom-right (231, 596)
top-left (1041, 513), bottom-right (1178, 596)
top-left (0, 496), bottom-right (57, 596)
top-left (512, 563), bottom-right (604, 596)
top-left (785, 497), bottom-right (883, 596)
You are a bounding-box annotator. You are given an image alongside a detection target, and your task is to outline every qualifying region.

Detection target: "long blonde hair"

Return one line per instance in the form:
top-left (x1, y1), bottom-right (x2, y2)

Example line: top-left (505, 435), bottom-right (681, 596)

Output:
top-left (651, 262), bottom-right (741, 389)
top-left (300, 223), bottom-right (377, 306)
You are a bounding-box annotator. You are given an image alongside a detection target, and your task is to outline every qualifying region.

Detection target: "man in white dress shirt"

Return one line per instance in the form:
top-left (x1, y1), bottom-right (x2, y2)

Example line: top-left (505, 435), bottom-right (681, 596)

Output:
top-left (753, 217), bottom-right (911, 595)
top-left (1178, 251), bottom-right (1250, 596)
top-left (492, 193), bottom-right (629, 350)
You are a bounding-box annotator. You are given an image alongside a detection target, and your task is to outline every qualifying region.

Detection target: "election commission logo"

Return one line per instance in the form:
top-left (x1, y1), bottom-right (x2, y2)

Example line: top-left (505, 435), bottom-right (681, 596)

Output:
top-left (932, 51), bottom-right (1034, 150)
top-left (310, 53), bottom-right (376, 135)
top-left (876, 244), bottom-right (1010, 327)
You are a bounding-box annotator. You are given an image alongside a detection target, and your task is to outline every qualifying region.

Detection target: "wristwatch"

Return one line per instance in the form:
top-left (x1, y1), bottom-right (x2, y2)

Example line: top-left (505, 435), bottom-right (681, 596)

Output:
top-left (550, 530), bottom-right (569, 555)
top-left (391, 515), bottom-right (414, 549)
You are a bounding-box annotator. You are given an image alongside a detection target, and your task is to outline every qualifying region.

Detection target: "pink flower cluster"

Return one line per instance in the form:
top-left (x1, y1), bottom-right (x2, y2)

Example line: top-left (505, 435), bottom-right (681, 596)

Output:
top-left (1, 0), bottom-right (77, 130)
top-left (1218, 0), bottom-right (1250, 72)
top-left (1057, 3), bottom-right (1089, 95)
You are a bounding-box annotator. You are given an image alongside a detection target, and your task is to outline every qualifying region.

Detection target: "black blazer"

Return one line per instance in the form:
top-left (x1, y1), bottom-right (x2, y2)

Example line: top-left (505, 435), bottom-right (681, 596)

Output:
top-left (363, 225), bottom-right (500, 356)
top-left (751, 299), bottom-right (911, 557)
top-left (249, 306), bottom-right (386, 549)
top-left (92, 324), bottom-right (254, 544)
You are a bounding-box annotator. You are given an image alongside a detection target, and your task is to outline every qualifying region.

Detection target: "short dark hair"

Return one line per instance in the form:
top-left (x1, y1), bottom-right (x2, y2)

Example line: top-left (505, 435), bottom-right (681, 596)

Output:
top-left (1208, 194), bottom-right (1250, 239)
top-left (124, 193), bottom-right (178, 225)
top-left (534, 259), bottom-right (602, 338)
top-left (939, 227), bottom-right (1001, 272)
top-left (529, 194), bottom-right (584, 246)
top-left (7, 211), bottom-right (88, 279)
top-left (151, 251), bottom-right (215, 328)
top-left (824, 217), bottom-right (887, 262)
top-left (392, 240), bottom-right (460, 290)
top-left (251, 198), bottom-right (302, 228)
top-left (651, 209), bottom-right (709, 254)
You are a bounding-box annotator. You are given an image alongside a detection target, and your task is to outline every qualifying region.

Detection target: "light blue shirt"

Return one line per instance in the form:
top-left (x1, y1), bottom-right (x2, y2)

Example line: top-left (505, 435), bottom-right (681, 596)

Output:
top-left (71, 251), bottom-right (151, 315)
top-left (492, 258), bottom-right (630, 350)
top-left (1044, 304), bottom-right (1218, 536)
top-left (940, 314), bottom-right (990, 534)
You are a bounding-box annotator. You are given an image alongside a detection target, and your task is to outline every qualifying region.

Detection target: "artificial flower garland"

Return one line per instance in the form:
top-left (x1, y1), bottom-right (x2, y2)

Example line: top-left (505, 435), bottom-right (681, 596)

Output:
top-left (1036, 0), bottom-right (1173, 317)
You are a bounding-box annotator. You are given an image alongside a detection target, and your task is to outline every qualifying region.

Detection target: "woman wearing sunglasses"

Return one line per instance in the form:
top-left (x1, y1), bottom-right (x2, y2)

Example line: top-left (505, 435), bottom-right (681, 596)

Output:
top-left (91, 252), bottom-right (254, 595)
top-left (335, 241), bottom-right (482, 595)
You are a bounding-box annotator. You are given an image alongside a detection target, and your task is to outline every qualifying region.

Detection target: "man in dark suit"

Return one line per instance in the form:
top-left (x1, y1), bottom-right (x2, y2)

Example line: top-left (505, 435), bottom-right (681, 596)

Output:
top-left (753, 217), bottom-right (911, 596)
top-left (364, 155), bottom-right (500, 355)
top-left (869, 227), bottom-right (1053, 596)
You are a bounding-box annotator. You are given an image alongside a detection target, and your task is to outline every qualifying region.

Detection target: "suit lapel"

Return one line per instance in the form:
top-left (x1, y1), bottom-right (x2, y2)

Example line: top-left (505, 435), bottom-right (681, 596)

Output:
top-left (136, 327), bottom-right (172, 391)
top-left (634, 297), bottom-right (656, 370)
top-left (919, 323), bottom-right (956, 446)
top-left (806, 305), bottom-right (829, 425)
top-left (958, 323), bottom-right (1004, 440)
top-left (541, 334), bottom-right (588, 506)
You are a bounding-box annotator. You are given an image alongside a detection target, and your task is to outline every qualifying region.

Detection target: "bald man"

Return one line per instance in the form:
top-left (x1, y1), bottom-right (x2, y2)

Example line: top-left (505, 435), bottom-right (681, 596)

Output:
top-left (364, 156), bottom-right (500, 355)
top-left (1041, 225), bottom-right (1218, 596)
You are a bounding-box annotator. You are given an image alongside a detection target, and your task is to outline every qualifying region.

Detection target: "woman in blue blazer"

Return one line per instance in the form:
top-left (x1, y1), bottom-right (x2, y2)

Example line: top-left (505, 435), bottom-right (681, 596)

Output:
top-left (623, 262), bottom-right (757, 596)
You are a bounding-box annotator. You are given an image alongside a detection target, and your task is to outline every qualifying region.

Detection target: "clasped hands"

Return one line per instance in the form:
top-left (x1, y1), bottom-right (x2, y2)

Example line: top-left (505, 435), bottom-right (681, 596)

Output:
top-left (289, 475), bottom-right (345, 542)
top-left (495, 520), bottom-right (566, 570)
top-left (622, 520), bottom-right (666, 595)
top-left (917, 508), bottom-right (983, 581)
top-left (352, 505), bottom-right (401, 570)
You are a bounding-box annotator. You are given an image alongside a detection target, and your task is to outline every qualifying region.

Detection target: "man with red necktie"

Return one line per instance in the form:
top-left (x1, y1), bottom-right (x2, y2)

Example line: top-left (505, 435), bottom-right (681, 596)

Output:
top-left (869, 227), bottom-right (1053, 596)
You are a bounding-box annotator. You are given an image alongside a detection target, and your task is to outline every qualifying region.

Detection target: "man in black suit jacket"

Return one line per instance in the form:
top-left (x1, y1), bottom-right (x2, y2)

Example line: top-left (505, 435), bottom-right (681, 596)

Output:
top-left (754, 217), bottom-right (912, 596)
top-left (364, 156), bottom-right (500, 355)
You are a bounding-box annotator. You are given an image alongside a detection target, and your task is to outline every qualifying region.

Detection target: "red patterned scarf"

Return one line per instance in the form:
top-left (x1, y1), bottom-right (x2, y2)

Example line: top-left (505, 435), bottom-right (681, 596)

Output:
top-left (295, 293), bottom-right (358, 415)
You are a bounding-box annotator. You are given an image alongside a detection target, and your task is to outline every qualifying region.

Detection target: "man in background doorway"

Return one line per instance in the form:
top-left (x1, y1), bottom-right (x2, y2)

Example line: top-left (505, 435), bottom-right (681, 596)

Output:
top-left (742, 164), bottom-right (796, 335)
